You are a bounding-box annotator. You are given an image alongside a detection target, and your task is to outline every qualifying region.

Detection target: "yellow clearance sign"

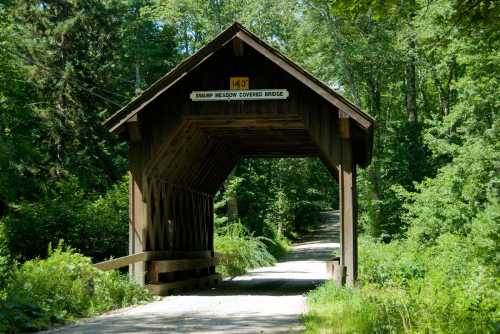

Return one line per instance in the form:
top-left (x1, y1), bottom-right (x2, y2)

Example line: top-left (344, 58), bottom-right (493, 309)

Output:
top-left (230, 77), bottom-right (249, 90)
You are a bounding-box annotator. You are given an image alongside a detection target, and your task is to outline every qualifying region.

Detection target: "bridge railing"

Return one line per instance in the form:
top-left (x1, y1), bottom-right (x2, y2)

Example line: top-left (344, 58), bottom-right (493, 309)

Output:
top-left (94, 251), bottom-right (220, 295)
top-left (94, 250), bottom-right (214, 271)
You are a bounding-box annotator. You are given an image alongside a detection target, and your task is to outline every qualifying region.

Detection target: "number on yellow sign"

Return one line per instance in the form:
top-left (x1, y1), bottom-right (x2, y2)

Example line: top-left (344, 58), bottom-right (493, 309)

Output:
top-left (230, 77), bottom-right (249, 90)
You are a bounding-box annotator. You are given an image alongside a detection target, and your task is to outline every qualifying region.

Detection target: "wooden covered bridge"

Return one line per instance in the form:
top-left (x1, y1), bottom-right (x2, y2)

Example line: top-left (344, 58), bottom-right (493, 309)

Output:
top-left (101, 22), bottom-right (374, 294)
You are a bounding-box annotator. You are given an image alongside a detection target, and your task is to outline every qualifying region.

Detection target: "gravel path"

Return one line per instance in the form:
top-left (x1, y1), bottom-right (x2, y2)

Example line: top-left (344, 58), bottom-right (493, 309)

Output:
top-left (44, 213), bottom-right (339, 334)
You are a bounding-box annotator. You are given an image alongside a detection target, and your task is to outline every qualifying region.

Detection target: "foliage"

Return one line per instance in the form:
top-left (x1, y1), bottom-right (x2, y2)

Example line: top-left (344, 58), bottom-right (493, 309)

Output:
top-left (0, 0), bottom-right (179, 262)
top-left (2, 177), bottom-right (129, 262)
top-left (0, 244), bottom-right (151, 333)
top-left (303, 1), bottom-right (499, 329)
top-left (213, 158), bottom-right (334, 274)
top-left (214, 222), bottom-right (276, 277)
top-left (303, 281), bottom-right (409, 334)
top-left (216, 158), bottom-right (336, 239)
top-left (304, 230), bottom-right (499, 333)
top-left (402, 133), bottom-right (499, 245)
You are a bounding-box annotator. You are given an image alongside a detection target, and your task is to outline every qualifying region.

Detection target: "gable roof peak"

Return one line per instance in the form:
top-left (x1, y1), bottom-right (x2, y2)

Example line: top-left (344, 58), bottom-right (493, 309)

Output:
top-left (104, 22), bottom-right (374, 136)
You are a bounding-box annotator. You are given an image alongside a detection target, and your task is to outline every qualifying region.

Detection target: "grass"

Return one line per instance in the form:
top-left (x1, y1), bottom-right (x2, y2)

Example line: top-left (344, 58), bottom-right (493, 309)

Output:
top-left (301, 236), bottom-right (499, 334)
top-left (214, 222), bottom-right (277, 277)
top-left (302, 281), bottom-right (410, 334)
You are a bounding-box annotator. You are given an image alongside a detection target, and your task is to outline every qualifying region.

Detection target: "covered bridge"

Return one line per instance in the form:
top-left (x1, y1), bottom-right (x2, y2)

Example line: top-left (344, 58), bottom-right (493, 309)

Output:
top-left (103, 22), bottom-right (374, 293)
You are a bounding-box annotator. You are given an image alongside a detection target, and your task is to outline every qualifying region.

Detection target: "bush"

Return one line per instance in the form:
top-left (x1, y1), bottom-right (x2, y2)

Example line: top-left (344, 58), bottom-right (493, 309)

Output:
top-left (214, 222), bottom-right (276, 277)
top-left (293, 200), bottom-right (322, 232)
top-left (302, 129), bottom-right (499, 333)
top-left (0, 244), bottom-right (151, 333)
top-left (2, 177), bottom-right (128, 262)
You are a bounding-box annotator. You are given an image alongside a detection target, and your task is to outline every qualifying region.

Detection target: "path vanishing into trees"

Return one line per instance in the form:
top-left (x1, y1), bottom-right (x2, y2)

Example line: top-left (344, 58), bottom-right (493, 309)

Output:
top-left (43, 213), bottom-right (340, 334)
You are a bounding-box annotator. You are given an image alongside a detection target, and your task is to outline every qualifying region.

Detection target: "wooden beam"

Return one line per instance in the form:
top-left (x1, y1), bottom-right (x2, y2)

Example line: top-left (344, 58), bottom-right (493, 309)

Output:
top-left (339, 122), bottom-right (357, 286)
top-left (185, 114), bottom-right (301, 121)
top-left (339, 111), bottom-right (351, 139)
top-left (146, 274), bottom-right (221, 296)
top-left (127, 114), bottom-right (142, 142)
top-left (94, 250), bottom-right (212, 271)
top-left (151, 257), bottom-right (218, 274)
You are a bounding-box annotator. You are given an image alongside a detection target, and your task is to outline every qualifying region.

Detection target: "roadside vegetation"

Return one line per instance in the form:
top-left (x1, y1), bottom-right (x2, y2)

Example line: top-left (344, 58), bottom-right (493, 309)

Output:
top-left (304, 134), bottom-right (499, 333)
top-left (0, 245), bottom-right (151, 333)
top-left (300, 1), bottom-right (499, 332)
top-left (0, 0), bottom-right (498, 333)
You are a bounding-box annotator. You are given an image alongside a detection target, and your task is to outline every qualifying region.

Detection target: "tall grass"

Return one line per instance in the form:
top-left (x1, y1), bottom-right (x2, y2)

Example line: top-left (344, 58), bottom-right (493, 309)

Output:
top-left (302, 282), bottom-right (408, 334)
top-left (302, 236), bottom-right (499, 334)
top-left (214, 222), bottom-right (276, 277)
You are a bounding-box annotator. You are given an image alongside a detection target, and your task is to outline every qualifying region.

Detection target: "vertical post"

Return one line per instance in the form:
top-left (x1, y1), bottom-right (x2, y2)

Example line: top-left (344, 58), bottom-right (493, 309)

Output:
top-left (339, 111), bottom-right (358, 286)
top-left (128, 171), bottom-right (134, 279)
top-left (129, 170), bottom-right (146, 286)
top-left (208, 196), bottom-right (215, 274)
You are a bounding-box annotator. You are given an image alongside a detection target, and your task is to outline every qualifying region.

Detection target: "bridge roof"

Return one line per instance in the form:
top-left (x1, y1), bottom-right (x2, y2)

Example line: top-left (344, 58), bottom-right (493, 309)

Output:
top-left (104, 23), bottom-right (374, 150)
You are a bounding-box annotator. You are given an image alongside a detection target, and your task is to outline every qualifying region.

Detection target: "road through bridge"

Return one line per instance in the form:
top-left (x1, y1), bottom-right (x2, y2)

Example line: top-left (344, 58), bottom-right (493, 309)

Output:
top-left (44, 213), bottom-right (340, 334)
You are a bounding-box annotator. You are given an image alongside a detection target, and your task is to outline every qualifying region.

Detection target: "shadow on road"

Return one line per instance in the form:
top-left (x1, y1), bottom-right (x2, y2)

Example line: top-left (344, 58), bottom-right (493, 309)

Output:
top-left (54, 313), bottom-right (302, 334)
top-left (43, 211), bottom-right (340, 334)
top-left (180, 210), bottom-right (340, 298)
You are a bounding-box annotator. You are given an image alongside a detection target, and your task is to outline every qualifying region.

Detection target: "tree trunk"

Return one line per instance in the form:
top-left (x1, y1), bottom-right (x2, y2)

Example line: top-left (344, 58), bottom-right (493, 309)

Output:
top-left (226, 168), bottom-right (239, 221)
top-left (405, 0), bottom-right (418, 123)
top-left (366, 76), bottom-right (383, 235)
top-left (135, 62), bottom-right (141, 95)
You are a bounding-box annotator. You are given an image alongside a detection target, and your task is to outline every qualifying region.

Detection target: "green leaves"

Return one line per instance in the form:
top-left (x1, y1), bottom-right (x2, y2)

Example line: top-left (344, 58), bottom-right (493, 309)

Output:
top-left (215, 221), bottom-right (276, 277)
top-left (0, 245), bottom-right (151, 332)
top-left (2, 176), bottom-right (129, 262)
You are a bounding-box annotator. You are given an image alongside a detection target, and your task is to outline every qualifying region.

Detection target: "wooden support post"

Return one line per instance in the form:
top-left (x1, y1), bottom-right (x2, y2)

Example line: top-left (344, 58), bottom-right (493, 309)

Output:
top-left (207, 196), bottom-right (215, 274)
top-left (129, 170), bottom-right (147, 286)
top-left (339, 112), bottom-right (357, 286)
top-left (127, 114), bottom-right (142, 142)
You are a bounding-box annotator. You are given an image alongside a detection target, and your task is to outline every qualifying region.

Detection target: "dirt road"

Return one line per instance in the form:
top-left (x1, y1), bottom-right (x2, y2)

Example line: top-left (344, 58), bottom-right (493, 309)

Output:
top-left (44, 212), bottom-right (339, 334)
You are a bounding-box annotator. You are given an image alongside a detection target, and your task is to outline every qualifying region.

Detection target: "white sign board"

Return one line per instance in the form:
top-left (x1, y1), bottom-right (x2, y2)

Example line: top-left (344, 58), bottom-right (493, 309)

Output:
top-left (190, 89), bottom-right (289, 101)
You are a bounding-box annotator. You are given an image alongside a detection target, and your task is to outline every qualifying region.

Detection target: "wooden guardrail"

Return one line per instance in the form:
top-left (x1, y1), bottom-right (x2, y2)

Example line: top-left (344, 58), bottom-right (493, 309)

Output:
top-left (94, 250), bottom-right (220, 296)
top-left (147, 256), bottom-right (220, 295)
top-left (94, 250), bottom-right (212, 271)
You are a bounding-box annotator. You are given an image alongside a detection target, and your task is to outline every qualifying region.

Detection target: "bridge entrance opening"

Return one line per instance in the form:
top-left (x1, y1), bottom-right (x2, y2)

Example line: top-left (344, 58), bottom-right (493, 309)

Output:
top-left (104, 22), bottom-right (374, 294)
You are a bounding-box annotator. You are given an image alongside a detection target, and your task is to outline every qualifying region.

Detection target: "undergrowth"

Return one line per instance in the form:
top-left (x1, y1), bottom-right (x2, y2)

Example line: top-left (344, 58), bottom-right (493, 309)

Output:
top-left (302, 235), bottom-right (499, 334)
top-left (0, 244), bottom-right (151, 333)
top-left (214, 222), bottom-right (276, 277)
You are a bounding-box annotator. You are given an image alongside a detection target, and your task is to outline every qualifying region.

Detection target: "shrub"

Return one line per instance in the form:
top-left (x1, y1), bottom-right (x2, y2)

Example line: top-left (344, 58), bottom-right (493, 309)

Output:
top-left (293, 200), bottom-right (322, 232)
top-left (0, 244), bottom-right (151, 333)
top-left (2, 177), bottom-right (128, 262)
top-left (214, 222), bottom-right (275, 277)
top-left (302, 131), bottom-right (499, 333)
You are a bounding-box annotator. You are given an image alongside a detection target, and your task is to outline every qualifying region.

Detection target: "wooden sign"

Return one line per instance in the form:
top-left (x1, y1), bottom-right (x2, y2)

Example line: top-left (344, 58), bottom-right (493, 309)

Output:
top-left (230, 77), bottom-right (249, 90)
top-left (190, 89), bottom-right (289, 101)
